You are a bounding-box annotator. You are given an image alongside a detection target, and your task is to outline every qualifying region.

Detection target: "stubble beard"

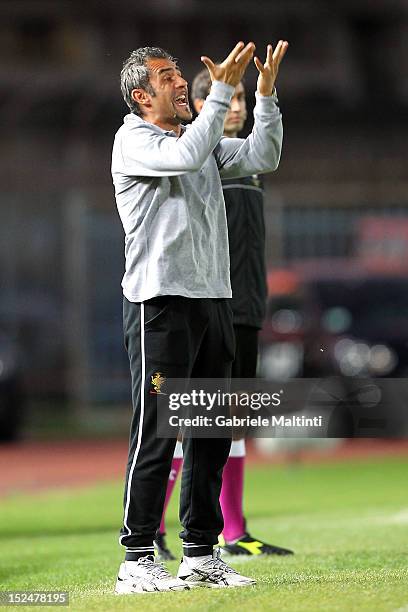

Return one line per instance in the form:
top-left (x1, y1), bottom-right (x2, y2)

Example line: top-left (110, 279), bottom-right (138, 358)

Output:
top-left (172, 104), bottom-right (192, 124)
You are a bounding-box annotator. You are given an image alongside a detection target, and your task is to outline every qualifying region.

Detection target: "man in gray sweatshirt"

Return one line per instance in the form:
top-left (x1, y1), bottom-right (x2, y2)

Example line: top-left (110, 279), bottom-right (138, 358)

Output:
top-left (112, 40), bottom-right (288, 594)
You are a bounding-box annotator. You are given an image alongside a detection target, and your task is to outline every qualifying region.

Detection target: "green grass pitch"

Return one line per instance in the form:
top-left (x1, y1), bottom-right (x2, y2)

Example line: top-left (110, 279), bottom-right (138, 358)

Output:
top-left (0, 457), bottom-right (407, 611)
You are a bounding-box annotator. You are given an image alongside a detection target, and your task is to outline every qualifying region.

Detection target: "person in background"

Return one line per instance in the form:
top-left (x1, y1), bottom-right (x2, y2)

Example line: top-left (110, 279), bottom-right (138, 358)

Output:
top-left (155, 69), bottom-right (293, 561)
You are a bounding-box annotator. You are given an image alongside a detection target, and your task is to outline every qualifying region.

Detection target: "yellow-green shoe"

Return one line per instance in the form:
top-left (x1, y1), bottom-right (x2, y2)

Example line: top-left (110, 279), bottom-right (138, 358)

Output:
top-left (220, 532), bottom-right (294, 556)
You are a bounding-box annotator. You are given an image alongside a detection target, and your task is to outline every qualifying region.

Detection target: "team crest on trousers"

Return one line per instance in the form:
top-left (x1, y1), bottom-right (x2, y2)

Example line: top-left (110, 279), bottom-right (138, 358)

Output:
top-left (150, 372), bottom-right (166, 395)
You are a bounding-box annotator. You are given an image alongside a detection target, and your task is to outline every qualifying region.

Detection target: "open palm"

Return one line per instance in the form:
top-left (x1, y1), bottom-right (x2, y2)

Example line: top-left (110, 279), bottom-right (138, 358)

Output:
top-left (254, 41), bottom-right (289, 96)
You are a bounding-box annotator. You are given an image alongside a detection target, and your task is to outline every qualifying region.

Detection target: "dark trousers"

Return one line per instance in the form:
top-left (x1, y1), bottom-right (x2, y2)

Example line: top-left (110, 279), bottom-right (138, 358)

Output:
top-left (121, 296), bottom-right (235, 559)
top-left (231, 325), bottom-right (259, 379)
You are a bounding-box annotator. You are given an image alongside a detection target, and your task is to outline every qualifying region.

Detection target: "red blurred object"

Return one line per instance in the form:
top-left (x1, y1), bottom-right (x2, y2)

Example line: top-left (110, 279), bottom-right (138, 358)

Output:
top-left (357, 217), bottom-right (408, 271)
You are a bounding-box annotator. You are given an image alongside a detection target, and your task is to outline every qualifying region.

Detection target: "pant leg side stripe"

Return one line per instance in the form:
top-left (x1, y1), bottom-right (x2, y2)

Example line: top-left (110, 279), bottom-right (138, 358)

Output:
top-left (120, 302), bottom-right (145, 544)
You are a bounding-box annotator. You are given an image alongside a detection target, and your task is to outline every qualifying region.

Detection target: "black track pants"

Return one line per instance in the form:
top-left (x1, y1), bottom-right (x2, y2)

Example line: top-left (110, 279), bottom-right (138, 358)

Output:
top-left (231, 325), bottom-right (259, 379)
top-left (120, 296), bottom-right (234, 559)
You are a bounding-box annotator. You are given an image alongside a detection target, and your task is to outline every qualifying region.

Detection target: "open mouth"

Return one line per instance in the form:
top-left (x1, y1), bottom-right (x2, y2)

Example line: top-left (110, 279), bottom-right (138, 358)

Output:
top-left (174, 93), bottom-right (189, 109)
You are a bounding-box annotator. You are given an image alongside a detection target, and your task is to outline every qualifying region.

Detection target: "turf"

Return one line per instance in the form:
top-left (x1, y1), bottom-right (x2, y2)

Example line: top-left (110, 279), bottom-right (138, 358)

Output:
top-left (0, 457), bottom-right (407, 611)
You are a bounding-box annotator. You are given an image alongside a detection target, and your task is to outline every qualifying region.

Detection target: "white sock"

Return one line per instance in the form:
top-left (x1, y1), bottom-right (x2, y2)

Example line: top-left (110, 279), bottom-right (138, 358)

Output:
top-left (174, 440), bottom-right (183, 459)
top-left (229, 439), bottom-right (246, 457)
top-left (183, 554), bottom-right (212, 568)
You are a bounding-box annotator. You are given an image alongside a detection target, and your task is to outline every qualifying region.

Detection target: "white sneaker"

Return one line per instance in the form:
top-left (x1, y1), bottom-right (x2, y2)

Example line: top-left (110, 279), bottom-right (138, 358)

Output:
top-left (115, 556), bottom-right (190, 594)
top-left (177, 548), bottom-right (256, 588)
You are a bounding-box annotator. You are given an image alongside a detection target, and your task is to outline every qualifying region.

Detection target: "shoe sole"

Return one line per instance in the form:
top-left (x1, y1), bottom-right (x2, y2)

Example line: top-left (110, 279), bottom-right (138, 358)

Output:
top-left (115, 587), bottom-right (190, 594)
top-left (221, 550), bottom-right (292, 560)
top-left (178, 578), bottom-right (256, 589)
top-left (115, 580), bottom-right (190, 594)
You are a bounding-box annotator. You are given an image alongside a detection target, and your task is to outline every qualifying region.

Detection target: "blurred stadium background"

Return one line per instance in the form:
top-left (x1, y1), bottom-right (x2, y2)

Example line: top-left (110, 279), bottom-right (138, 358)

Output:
top-left (0, 0), bottom-right (407, 448)
top-left (1, 4), bottom-right (408, 609)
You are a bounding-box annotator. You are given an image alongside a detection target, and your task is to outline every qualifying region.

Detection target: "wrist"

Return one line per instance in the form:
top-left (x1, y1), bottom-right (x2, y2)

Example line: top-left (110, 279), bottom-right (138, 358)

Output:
top-left (256, 86), bottom-right (277, 97)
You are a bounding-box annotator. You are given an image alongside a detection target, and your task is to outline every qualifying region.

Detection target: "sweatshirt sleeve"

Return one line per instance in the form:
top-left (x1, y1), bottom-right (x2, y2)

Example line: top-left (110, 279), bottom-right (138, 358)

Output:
top-left (112, 81), bottom-right (234, 178)
top-left (213, 91), bottom-right (283, 179)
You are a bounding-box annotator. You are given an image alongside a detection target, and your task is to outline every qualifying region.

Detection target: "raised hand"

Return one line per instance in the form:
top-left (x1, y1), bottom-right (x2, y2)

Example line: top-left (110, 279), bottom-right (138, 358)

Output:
top-left (201, 41), bottom-right (256, 87)
top-left (254, 41), bottom-right (289, 96)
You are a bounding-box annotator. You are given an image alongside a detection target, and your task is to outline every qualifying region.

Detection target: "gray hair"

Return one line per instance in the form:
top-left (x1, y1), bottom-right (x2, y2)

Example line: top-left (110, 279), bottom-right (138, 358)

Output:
top-left (120, 46), bottom-right (176, 116)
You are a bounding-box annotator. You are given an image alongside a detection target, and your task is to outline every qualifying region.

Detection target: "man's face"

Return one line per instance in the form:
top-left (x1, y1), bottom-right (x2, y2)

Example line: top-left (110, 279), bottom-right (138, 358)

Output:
top-left (223, 81), bottom-right (247, 136)
top-left (138, 58), bottom-right (192, 126)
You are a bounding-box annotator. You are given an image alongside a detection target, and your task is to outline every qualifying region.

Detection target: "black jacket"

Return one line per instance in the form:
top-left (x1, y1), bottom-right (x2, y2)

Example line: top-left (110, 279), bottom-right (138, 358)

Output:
top-left (222, 175), bottom-right (267, 329)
